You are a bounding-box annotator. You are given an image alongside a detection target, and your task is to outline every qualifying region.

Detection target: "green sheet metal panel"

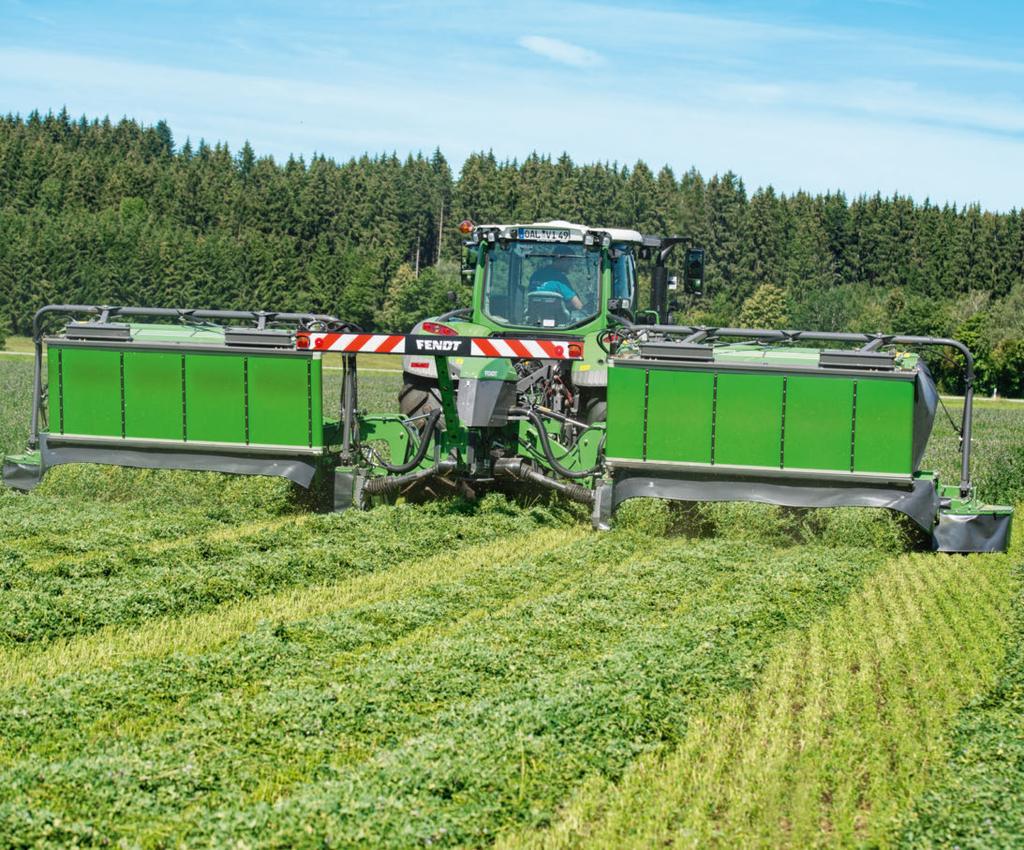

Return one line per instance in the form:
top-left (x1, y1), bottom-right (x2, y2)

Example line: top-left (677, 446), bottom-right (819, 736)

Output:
top-left (853, 378), bottom-right (914, 475)
top-left (645, 368), bottom-right (714, 463)
top-left (783, 375), bottom-right (854, 471)
top-left (123, 350), bottom-right (184, 441)
top-left (184, 353), bottom-right (246, 444)
top-left (605, 366), bottom-right (647, 460)
top-left (714, 372), bottom-right (784, 468)
top-left (55, 347), bottom-right (123, 437)
top-left (248, 355), bottom-right (322, 447)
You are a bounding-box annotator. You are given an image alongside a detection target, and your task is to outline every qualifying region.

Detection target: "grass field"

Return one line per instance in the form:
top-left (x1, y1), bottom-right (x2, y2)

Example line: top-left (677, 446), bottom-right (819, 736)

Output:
top-left (0, 356), bottom-right (1022, 848)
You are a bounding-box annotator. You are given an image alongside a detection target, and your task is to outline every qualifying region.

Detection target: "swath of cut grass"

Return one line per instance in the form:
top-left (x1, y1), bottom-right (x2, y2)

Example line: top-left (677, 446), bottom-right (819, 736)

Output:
top-left (0, 492), bottom-right (571, 646)
top-left (2, 359), bottom-right (1024, 849)
top-left (499, 547), bottom-right (1018, 850)
top-left (0, 528), bottom-right (895, 848)
top-left (0, 524), bottom-right (585, 689)
top-left (894, 561), bottom-right (1024, 849)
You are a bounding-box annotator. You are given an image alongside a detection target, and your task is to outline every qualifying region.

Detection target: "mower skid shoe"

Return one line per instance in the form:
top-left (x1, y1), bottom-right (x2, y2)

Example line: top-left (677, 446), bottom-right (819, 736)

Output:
top-left (2, 455), bottom-right (44, 491)
top-left (332, 470), bottom-right (367, 512)
top-left (592, 481), bottom-right (613, 531)
top-left (932, 510), bottom-right (1012, 553)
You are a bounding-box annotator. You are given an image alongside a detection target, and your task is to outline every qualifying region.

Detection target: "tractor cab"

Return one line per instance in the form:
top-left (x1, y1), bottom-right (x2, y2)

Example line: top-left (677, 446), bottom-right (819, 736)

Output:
top-left (400, 219), bottom-right (698, 431)
top-left (471, 222), bottom-right (641, 332)
top-left (399, 221), bottom-right (649, 424)
top-left (401, 221), bottom-right (647, 385)
top-left (468, 221), bottom-right (644, 330)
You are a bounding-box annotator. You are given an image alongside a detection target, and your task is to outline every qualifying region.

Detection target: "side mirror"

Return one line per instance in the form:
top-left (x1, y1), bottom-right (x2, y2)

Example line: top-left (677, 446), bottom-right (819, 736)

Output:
top-left (461, 246), bottom-right (479, 281)
top-left (668, 275), bottom-right (678, 291)
top-left (683, 248), bottom-right (705, 295)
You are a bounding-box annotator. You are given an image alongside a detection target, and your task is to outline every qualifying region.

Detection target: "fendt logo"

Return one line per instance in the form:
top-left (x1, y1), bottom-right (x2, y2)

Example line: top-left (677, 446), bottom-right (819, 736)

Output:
top-left (414, 338), bottom-right (462, 352)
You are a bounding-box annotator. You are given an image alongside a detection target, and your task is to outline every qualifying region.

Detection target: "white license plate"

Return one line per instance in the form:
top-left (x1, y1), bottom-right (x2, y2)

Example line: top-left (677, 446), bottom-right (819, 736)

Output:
top-left (518, 228), bottom-right (571, 242)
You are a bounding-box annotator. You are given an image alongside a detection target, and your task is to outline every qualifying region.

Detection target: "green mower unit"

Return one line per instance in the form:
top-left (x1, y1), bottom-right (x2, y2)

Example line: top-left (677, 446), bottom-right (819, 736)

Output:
top-left (1, 220), bottom-right (1012, 553)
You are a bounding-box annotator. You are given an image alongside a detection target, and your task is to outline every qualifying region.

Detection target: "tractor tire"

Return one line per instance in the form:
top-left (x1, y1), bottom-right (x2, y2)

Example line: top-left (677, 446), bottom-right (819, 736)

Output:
top-left (581, 392), bottom-right (607, 425)
top-left (399, 374), bottom-right (444, 427)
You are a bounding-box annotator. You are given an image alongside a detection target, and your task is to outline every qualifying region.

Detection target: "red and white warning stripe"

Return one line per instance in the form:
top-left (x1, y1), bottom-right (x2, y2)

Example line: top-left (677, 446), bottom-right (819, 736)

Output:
top-left (469, 338), bottom-right (571, 359)
top-left (298, 333), bottom-right (406, 354)
top-left (297, 332), bottom-right (583, 360)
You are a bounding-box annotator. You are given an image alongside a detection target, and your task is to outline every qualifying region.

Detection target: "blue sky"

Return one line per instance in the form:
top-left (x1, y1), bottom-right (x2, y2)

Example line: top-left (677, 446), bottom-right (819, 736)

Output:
top-left (1, 1), bottom-right (1022, 210)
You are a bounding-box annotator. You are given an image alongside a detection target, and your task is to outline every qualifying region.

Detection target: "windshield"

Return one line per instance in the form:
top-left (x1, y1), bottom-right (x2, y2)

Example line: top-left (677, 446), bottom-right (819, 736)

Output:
top-left (483, 242), bottom-right (601, 330)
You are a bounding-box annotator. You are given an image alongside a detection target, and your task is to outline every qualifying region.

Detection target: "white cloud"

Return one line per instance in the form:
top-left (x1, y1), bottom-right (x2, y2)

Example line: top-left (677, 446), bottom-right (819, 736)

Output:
top-left (517, 35), bottom-right (601, 68)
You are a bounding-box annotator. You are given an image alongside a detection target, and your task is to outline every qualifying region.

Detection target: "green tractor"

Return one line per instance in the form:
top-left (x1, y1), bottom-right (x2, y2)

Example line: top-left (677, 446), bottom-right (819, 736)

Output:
top-left (399, 220), bottom-right (703, 430)
top-left (1, 220), bottom-right (1012, 552)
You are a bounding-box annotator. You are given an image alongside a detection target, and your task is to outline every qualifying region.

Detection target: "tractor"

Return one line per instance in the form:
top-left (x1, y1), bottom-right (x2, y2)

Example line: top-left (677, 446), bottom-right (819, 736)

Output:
top-left (398, 220), bottom-right (703, 433)
top-left (1, 220), bottom-right (1012, 552)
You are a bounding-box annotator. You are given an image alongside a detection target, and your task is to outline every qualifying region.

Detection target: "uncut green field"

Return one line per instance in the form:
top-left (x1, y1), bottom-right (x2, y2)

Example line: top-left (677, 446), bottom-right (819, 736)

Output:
top-left (0, 358), bottom-right (1022, 848)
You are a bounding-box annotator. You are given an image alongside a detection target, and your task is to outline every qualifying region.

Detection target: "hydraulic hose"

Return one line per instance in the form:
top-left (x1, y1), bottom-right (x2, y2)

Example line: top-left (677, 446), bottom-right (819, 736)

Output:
top-left (492, 458), bottom-right (594, 503)
top-left (519, 466), bottom-right (595, 503)
top-left (379, 408), bottom-right (442, 473)
top-left (510, 407), bottom-right (602, 479)
top-left (364, 460), bottom-right (457, 496)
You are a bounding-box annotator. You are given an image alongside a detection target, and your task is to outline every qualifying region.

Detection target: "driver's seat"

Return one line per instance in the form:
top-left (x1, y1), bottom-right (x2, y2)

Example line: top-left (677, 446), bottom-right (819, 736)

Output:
top-left (525, 290), bottom-right (570, 327)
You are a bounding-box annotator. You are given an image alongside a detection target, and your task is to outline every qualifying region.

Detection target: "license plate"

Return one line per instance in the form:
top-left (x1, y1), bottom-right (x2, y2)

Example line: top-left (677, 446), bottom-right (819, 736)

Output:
top-left (518, 227), bottom-right (571, 242)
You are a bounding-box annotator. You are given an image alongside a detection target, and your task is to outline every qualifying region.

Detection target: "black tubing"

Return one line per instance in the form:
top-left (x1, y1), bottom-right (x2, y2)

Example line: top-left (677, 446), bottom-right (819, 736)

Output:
top-left (519, 466), bottom-right (595, 503)
top-left (510, 407), bottom-right (602, 479)
top-left (364, 461), bottom-right (456, 496)
top-left (379, 409), bottom-right (442, 473)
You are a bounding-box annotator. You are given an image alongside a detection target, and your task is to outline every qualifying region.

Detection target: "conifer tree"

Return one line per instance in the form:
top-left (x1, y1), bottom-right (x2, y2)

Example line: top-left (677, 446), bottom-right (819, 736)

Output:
top-left (739, 283), bottom-right (789, 328)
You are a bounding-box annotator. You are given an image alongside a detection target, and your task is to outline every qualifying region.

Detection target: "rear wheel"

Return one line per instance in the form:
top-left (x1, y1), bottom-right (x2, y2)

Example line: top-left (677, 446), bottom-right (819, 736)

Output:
top-left (581, 391), bottom-right (607, 425)
top-left (399, 373), bottom-right (443, 426)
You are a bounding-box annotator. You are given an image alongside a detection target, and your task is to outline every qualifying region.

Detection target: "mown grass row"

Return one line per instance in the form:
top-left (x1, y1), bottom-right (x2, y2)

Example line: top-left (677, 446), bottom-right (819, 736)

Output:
top-left (0, 509), bottom-right (899, 848)
top-left (0, 487), bottom-right (573, 646)
top-left (0, 523), bottom-right (584, 689)
top-left (498, 545), bottom-right (1019, 849)
top-left (894, 567), bottom-right (1024, 849)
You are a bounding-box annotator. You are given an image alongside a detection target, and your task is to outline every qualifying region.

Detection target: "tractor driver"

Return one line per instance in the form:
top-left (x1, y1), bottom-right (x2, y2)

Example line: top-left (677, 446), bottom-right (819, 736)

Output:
top-left (527, 250), bottom-right (584, 311)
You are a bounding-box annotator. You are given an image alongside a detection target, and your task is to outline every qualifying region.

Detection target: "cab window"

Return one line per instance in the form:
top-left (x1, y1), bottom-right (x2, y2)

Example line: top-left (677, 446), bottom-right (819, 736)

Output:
top-left (483, 242), bottom-right (601, 330)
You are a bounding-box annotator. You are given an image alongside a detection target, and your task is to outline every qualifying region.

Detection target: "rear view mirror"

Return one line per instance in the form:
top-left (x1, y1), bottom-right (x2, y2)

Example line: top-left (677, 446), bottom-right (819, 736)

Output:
top-left (461, 246), bottom-right (479, 281)
top-left (683, 248), bottom-right (705, 295)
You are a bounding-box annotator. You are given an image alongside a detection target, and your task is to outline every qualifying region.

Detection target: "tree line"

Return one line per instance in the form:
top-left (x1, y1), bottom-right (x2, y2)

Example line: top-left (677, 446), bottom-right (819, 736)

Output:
top-left (1, 110), bottom-right (1023, 393)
